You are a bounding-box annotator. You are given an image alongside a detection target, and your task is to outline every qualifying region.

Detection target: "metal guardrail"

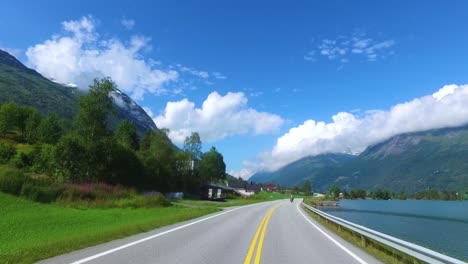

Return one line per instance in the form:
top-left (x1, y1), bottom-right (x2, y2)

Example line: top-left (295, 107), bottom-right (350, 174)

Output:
top-left (301, 202), bottom-right (466, 264)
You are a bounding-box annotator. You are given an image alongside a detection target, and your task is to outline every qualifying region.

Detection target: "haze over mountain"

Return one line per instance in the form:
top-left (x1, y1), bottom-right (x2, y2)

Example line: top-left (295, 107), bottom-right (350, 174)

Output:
top-left (250, 125), bottom-right (468, 193)
top-left (0, 49), bottom-right (158, 136)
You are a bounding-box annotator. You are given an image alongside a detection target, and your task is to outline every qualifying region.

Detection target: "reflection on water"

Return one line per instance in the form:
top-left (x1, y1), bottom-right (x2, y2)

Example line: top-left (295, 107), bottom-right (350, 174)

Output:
top-left (320, 200), bottom-right (468, 261)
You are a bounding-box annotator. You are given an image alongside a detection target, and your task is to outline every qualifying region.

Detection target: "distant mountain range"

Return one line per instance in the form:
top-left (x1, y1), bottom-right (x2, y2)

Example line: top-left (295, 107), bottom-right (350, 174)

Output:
top-left (250, 125), bottom-right (468, 193)
top-left (0, 49), bottom-right (157, 136)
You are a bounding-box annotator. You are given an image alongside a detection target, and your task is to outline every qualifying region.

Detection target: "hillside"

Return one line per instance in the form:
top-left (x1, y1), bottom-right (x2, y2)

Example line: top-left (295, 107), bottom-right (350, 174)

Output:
top-left (0, 50), bottom-right (79, 119)
top-left (250, 153), bottom-right (355, 186)
top-left (251, 126), bottom-right (468, 193)
top-left (0, 49), bottom-right (157, 136)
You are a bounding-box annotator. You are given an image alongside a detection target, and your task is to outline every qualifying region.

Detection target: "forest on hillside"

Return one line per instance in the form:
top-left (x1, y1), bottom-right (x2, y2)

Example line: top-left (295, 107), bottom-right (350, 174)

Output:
top-left (0, 78), bottom-right (226, 203)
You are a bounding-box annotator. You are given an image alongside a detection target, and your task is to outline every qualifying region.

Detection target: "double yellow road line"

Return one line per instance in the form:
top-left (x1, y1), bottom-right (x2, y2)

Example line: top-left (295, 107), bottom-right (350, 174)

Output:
top-left (243, 204), bottom-right (282, 264)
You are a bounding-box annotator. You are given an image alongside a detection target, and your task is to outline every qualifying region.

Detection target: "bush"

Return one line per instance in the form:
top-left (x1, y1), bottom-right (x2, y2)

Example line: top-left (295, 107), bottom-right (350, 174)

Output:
top-left (30, 144), bottom-right (60, 178)
top-left (21, 183), bottom-right (63, 203)
top-left (59, 182), bottom-right (135, 203)
top-left (116, 193), bottom-right (170, 208)
top-left (137, 192), bottom-right (170, 207)
top-left (11, 152), bottom-right (33, 169)
top-left (0, 143), bottom-right (16, 164)
top-left (0, 167), bottom-right (28, 195)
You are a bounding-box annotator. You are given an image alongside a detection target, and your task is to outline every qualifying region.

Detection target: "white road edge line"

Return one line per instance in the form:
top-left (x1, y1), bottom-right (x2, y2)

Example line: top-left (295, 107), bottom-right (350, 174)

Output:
top-left (296, 202), bottom-right (369, 264)
top-left (70, 202), bottom-right (266, 264)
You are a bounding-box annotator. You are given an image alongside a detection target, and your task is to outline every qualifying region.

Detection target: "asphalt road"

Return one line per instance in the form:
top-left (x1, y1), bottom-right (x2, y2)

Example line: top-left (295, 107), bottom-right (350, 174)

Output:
top-left (39, 199), bottom-right (382, 264)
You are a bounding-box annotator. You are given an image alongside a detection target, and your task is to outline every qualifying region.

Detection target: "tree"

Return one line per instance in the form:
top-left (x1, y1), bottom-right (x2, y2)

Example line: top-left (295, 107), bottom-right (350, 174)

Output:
top-left (138, 129), bottom-right (177, 191)
top-left (115, 120), bottom-right (139, 150)
top-left (106, 142), bottom-right (143, 186)
top-left (0, 102), bottom-right (41, 141)
top-left (329, 185), bottom-right (341, 199)
top-left (16, 106), bottom-right (38, 135)
top-left (174, 150), bottom-right (195, 192)
top-left (350, 189), bottom-right (366, 199)
top-left (301, 179), bottom-right (312, 194)
top-left (198, 146), bottom-right (226, 184)
top-left (53, 134), bottom-right (87, 182)
top-left (292, 184), bottom-right (300, 193)
top-left (342, 189), bottom-right (349, 199)
top-left (37, 114), bottom-right (63, 144)
top-left (0, 101), bottom-right (19, 136)
top-left (23, 109), bottom-right (41, 143)
top-left (65, 78), bottom-right (117, 181)
top-left (140, 130), bottom-right (156, 151)
top-left (73, 78), bottom-right (115, 143)
top-left (372, 189), bottom-right (391, 200)
top-left (31, 144), bottom-right (56, 176)
top-left (183, 132), bottom-right (202, 159)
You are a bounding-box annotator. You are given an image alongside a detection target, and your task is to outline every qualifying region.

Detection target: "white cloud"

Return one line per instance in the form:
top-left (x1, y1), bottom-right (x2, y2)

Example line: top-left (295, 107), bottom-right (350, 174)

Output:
top-left (240, 84), bottom-right (468, 178)
top-left (151, 91), bottom-right (284, 144)
top-left (229, 167), bottom-right (255, 180)
top-left (212, 72), bottom-right (227, 80)
top-left (26, 16), bottom-right (178, 100)
top-left (306, 32), bottom-right (394, 63)
top-left (177, 65), bottom-right (209, 79)
top-left (121, 18), bottom-right (135, 30)
top-left (432, 84), bottom-right (458, 101)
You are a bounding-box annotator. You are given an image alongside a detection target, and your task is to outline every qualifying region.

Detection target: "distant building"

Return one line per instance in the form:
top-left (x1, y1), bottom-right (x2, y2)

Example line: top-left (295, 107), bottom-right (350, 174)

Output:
top-left (227, 181), bottom-right (262, 196)
top-left (266, 183), bottom-right (277, 191)
top-left (201, 184), bottom-right (227, 200)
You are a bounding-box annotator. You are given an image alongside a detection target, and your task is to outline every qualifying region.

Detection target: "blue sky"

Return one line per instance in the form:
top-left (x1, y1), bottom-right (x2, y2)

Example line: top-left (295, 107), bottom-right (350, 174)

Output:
top-left (2, 1), bottom-right (468, 178)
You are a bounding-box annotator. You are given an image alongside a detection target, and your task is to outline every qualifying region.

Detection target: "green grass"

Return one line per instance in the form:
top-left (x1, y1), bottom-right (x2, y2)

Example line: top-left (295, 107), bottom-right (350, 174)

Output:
top-left (0, 192), bottom-right (219, 264)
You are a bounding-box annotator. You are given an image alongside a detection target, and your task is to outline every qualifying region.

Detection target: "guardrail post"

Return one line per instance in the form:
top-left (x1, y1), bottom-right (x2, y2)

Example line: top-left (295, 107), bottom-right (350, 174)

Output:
top-left (361, 235), bottom-right (367, 247)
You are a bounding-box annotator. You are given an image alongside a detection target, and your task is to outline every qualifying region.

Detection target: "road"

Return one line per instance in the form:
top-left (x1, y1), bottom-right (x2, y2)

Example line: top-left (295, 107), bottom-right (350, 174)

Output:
top-left (39, 199), bottom-right (382, 264)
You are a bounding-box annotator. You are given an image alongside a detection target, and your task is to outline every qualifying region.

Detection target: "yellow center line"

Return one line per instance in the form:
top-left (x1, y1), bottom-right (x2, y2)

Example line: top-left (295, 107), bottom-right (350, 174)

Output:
top-left (243, 208), bottom-right (271, 264)
top-left (244, 204), bottom-right (282, 264)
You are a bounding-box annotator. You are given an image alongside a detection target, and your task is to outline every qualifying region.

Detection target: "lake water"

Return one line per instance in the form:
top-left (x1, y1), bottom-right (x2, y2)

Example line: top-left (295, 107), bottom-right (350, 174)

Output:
top-left (318, 200), bottom-right (468, 261)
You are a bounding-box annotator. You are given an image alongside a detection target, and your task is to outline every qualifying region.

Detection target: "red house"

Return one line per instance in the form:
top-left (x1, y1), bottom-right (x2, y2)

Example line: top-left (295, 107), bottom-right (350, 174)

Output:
top-left (266, 184), bottom-right (277, 191)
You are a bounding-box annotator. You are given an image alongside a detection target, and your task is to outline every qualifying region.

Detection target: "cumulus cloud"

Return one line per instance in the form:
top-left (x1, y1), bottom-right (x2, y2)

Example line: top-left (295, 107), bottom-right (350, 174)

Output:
top-left (305, 32), bottom-right (394, 63)
top-left (151, 91), bottom-right (284, 144)
top-left (26, 16), bottom-right (178, 100)
top-left (240, 84), bottom-right (468, 177)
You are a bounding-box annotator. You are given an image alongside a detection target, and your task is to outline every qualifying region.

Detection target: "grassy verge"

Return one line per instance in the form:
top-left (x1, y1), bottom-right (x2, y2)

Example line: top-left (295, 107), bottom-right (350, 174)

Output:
top-left (302, 200), bottom-right (424, 264)
top-left (0, 192), bottom-right (219, 264)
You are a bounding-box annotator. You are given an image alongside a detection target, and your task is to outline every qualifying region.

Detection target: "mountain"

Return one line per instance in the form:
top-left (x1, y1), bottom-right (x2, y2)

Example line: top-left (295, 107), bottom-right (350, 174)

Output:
top-left (0, 49), bottom-right (157, 136)
top-left (0, 49), bottom-right (79, 119)
top-left (251, 126), bottom-right (468, 193)
top-left (109, 89), bottom-right (157, 136)
top-left (250, 153), bottom-right (355, 186)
